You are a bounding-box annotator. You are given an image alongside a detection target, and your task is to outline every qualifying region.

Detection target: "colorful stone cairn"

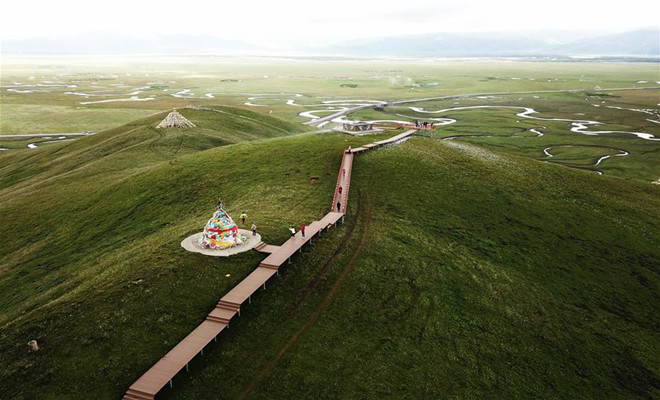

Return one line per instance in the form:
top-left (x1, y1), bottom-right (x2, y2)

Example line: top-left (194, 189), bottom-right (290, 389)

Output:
top-left (199, 207), bottom-right (247, 249)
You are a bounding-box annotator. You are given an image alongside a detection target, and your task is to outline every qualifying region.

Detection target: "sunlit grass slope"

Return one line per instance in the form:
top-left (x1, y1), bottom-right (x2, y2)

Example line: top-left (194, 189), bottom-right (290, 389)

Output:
top-left (165, 139), bottom-right (660, 400)
top-left (0, 106), bottom-right (346, 398)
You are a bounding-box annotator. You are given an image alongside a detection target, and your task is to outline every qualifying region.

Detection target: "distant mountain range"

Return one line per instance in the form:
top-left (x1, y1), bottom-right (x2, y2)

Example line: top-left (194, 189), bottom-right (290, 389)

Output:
top-left (316, 28), bottom-right (660, 57)
top-left (2, 28), bottom-right (658, 57)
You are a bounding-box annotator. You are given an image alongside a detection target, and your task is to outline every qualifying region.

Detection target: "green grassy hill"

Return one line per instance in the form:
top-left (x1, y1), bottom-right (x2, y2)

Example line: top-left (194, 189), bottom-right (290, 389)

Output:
top-left (1, 110), bottom-right (659, 399)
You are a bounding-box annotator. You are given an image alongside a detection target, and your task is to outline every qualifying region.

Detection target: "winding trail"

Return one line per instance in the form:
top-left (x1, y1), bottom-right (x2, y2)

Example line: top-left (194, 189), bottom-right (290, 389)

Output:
top-left (123, 130), bottom-right (416, 400)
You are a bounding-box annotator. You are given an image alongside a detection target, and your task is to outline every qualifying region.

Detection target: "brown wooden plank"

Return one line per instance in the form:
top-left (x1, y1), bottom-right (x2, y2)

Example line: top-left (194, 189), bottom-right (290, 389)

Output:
top-left (254, 244), bottom-right (280, 254)
top-left (128, 321), bottom-right (227, 396)
top-left (220, 267), bottom-right (277, 305)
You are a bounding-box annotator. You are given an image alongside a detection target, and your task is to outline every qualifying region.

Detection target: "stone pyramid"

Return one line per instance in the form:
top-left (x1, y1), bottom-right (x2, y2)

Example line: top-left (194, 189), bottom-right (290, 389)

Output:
top-left (157, 108), bottom-right (196, 128)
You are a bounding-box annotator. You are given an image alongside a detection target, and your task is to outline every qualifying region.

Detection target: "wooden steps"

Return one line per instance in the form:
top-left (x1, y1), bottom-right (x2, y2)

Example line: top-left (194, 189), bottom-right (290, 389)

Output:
top-left (253, 242), bottom-right (280, 254)
top-left (123, 388), bottom-right (154, 400)
top-left (206, 308), bottom-right (236, 324)
top-left (217, 300), bottom-right (240, 311)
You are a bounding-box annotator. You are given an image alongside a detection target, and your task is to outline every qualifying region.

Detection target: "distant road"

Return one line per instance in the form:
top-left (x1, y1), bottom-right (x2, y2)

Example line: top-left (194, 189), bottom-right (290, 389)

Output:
top-left (0, 132), bottom-right (95, 139)
top-left (304, 86), bottom-right (660, 127)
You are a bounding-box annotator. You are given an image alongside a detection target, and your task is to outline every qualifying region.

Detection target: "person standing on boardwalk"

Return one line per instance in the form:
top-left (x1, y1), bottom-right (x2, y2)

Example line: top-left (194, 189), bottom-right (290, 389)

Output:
top-left (252, 221), bottom-right (257, 236)
top-left (338, 186), bottom-right (343, 195)
top-left (289, 226), bottom-right (296, 236)
top-left (336, 201), bottom-right (341, 212)
top-left (300, 224), bottom-right (306, 238)
top-left (240, 211), bottom-right (248, 225)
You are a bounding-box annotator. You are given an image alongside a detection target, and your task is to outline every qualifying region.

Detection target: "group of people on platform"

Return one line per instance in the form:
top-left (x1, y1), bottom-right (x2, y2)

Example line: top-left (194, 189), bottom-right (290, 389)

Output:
top-left (228, 206), bottom-right (256, 236)
top-left (413, 120), bottom-right (435, 130)
top-left (289, 224), bottom-right (306, 237)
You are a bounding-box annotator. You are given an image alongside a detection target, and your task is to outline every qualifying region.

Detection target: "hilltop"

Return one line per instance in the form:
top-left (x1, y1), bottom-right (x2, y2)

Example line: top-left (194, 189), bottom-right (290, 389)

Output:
top-left (1, 108), bottom-right (659, 399)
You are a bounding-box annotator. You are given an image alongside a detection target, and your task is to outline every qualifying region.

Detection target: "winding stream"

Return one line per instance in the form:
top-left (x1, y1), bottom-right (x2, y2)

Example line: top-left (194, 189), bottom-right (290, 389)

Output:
top-left (542, 145), bottom-right (629, 167)
top-left (242, 89), bottom-right (659, 176)
top-left (242, 90), bottom-right (659, 143)
top-left (407, 105), bottom-right (660, 141)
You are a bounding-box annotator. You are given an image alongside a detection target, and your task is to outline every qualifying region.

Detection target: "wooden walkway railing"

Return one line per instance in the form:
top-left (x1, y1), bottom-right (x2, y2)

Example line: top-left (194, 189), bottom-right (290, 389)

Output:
top-left (123, 129), bottom-right (417, 400)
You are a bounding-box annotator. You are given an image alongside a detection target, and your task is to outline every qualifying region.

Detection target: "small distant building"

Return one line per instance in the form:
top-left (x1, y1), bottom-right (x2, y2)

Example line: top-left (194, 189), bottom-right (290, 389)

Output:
top-left (335, 121), bottom-right (383, 136)
top-left (342, 121), bottom-right (373, 132)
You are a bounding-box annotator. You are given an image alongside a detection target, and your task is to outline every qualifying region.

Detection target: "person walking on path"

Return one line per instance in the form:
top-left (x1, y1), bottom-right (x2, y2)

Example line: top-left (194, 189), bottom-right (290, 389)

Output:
top-left (336, 201), bottom-right (341, 212)
top-left (289, 226), bottom-right (296, 236)
top-left (300, 224), bottom-right (306, 238)
top-left (338, 186), bottom-right (343, 195)
top-left (240, 212), bottom-right (248, 225)
top-left (251, 221), bottom-right (257, 236)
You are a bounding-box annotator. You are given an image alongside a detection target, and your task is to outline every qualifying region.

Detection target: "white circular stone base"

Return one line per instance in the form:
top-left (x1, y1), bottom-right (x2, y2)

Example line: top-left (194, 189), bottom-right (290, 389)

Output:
top-left (181, 229), bottom-right (261, 257)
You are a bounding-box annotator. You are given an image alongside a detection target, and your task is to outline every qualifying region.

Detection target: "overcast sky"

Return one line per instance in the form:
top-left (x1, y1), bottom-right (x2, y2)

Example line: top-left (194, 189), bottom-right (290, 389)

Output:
top-left (2, 0), bottom-right (658, 47)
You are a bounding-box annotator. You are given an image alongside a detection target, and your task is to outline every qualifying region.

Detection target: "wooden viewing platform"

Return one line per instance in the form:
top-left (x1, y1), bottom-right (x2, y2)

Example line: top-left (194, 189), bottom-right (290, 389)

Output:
top-left (123, 129), bottom-right (417, 399)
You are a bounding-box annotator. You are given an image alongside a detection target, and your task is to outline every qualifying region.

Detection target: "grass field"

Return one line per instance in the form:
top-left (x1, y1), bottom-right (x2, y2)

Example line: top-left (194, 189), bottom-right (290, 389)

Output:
top-left (165, 138), bottom-right (660, 400)
top-left (1, 56), bottom-right (660, 399)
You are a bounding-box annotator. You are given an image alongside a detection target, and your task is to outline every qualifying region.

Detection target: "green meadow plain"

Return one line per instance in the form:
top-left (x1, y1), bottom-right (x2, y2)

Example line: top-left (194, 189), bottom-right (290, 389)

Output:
top-left (1, 56), bottom-right (659, 399)
top-left (2, 56), bottom-right (659, 180)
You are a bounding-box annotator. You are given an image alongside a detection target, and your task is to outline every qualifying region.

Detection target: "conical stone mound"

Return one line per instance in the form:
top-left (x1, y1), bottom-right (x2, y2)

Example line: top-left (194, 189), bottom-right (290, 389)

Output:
top-left (157, 108), bottom-right (196, 128)
top-left (199, 206), bottom-right (247, 249)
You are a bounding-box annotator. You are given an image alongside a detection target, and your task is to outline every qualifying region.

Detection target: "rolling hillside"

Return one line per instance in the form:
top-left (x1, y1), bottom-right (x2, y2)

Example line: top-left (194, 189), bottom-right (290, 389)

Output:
top-left (1, 110), bottom-right (659, 399)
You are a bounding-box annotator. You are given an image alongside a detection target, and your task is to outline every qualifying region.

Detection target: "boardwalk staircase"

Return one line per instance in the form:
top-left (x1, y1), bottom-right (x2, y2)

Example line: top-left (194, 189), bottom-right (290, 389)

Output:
top-left (123, 129), bottom-right (417, 399)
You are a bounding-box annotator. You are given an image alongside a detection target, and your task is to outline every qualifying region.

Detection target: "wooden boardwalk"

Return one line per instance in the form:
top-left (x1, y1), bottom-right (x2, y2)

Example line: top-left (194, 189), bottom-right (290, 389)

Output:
top-left (123, 129), bottom-right (417, 400)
